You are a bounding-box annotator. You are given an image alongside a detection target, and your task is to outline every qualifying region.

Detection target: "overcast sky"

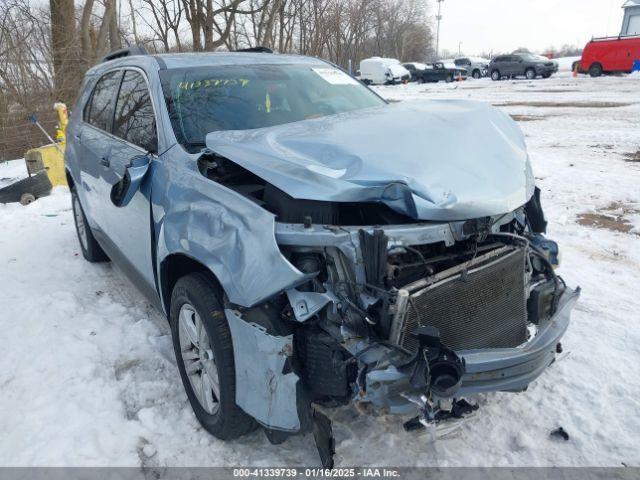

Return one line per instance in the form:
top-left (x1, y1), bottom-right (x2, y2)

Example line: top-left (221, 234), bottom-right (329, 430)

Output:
top-left (437, 0), bottom-right (628, 56)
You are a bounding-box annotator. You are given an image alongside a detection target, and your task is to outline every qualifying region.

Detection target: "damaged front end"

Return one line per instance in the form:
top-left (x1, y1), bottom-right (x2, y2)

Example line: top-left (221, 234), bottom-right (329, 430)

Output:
top-left (182, 93), bottom-right (578, 467)
top-left (215, 182), bottom-right (578, 467)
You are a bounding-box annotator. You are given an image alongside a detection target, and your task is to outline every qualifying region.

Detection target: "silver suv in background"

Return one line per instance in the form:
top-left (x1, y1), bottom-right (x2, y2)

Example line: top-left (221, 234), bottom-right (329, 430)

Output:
top-left (452, 57), bottom-right (489, 79)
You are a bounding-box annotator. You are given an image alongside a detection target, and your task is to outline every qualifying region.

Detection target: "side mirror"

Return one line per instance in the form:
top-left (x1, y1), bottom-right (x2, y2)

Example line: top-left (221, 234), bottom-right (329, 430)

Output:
top-left (110, 155), bottom-right (151, 207)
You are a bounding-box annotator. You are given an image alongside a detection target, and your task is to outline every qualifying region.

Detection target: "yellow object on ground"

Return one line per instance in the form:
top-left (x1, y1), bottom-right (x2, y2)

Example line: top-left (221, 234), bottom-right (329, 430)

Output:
top-left (23, 102), bottom-right (69, 187)
top-left (25, 144), bottom-right (67, 186)
top-left (54, 102), bottom-right (68, 144)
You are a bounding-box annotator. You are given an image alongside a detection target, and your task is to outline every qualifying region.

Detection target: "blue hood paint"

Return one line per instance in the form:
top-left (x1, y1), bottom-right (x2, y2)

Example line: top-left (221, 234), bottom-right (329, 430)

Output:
top-left (206, 99), bottom-right (534, 221)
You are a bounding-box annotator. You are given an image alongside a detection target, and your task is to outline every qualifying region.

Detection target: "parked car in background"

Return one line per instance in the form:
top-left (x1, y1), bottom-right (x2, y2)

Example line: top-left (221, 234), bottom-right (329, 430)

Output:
top-left (414, 62), bottom-right (467, 83)
top-left (65, 46), bottom-right (578, 468)
top-left (489, 53), bottom-right (558, 80)
top-left (576, 36), bottom-right (640, 77)
top-left (402, 62), bottom-right (429, 81)
top-left (359, 57), bottom-right (410, 85)
top-left (452, 57), bottom-right (489, 79)
top-left (573, 1), bottom-right (640, 77)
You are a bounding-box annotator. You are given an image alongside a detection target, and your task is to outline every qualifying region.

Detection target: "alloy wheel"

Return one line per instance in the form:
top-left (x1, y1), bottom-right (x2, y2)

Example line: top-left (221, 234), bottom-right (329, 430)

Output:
top-left (178, 303), bottom-right (221, 415)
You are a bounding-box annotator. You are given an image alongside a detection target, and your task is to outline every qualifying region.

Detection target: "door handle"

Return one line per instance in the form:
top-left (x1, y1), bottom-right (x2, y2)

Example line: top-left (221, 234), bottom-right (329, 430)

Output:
top-left (99, 157), bottom-right (110, 168)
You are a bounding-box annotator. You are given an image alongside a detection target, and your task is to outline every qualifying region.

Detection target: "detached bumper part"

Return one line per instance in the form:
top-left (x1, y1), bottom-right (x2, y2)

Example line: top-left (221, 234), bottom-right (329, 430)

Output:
top-left (225, 309), bottom-right (300, 431)
top-left (226, 309), bottom-right (336, 468)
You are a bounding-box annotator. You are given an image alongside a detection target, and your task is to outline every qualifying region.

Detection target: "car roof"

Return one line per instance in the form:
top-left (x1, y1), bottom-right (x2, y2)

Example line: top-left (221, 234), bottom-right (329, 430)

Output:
top-left (155, 52), bottom-right (326, 68)
top-left (87, 52), bottom-right (328, 76)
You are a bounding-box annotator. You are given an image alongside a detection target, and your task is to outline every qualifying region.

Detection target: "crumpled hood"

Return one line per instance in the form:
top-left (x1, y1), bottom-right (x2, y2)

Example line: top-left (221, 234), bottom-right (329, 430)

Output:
top-left (205, 99), bottom-right (535, 221)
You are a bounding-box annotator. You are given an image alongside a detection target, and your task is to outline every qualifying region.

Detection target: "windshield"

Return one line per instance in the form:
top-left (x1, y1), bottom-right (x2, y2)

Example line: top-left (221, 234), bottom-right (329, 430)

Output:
top-left (160, 63), bottom-right (385, 150)
top-left (521, 54), bottom-right (547, 62)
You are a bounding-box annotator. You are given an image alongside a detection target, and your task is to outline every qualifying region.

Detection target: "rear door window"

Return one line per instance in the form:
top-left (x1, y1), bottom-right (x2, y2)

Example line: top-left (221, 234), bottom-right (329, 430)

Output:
top-left (84, 71), bottom-right (122, 132)
top-left (113, 70), bottom-right (158, 153)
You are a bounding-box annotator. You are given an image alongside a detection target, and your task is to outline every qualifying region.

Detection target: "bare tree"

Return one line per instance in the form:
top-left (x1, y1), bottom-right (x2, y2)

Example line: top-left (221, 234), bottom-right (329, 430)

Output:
top-left (49, 0), bottom-right (78, 103)
top-left (0, 1), bottom-right (57, 159)
top-left (138, 0), bottom-right (184, 52)
top-left (180, 0), bottom-right (263, 51)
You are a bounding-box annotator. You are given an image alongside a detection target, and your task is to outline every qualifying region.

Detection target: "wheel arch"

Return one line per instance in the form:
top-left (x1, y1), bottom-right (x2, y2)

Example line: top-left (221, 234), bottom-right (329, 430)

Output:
top-left (65, 168), bottom-right (75, 190)
top-left (159, 253), bottom-right (223, 315)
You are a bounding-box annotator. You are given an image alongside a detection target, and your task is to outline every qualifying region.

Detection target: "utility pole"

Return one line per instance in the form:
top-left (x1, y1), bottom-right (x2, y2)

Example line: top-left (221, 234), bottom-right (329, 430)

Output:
top-left (435, 0), bottom-right (444, 60)
top-left (458, 41), bottom-right (462, 56)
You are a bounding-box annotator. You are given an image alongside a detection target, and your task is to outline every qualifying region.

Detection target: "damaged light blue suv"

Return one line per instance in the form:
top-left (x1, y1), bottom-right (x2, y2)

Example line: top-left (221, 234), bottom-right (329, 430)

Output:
top-left (65, 46), bottom-right (579, 467)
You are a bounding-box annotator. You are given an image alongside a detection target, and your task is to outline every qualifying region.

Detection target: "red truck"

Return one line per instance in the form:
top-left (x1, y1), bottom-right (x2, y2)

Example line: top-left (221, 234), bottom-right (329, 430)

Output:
top-left (576, 35), bottom-right (640, 77)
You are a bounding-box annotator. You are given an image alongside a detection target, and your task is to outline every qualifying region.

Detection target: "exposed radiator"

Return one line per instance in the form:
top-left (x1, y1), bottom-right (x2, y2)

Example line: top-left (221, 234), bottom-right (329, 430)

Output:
top-left (390, 246), bottom-right (528, 352)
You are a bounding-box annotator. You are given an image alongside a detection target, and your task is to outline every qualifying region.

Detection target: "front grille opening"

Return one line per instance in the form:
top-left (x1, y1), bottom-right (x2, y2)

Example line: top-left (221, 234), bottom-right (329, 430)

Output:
top-left (396, 247), bottom-right (528, 352)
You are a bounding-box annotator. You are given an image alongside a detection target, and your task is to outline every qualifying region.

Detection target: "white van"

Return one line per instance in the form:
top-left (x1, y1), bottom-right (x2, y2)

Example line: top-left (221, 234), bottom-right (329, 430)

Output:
top-left (359, 57), bottom-right (411, 85)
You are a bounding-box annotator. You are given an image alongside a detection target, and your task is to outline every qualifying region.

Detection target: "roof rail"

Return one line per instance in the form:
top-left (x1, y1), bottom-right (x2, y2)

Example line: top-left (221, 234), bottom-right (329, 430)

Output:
top-left (591, 34), bottom-right (640, 42)
top-left (100, 45), bottom-right (149, 63)
top-left (235, 46), bottom-right (273, 53)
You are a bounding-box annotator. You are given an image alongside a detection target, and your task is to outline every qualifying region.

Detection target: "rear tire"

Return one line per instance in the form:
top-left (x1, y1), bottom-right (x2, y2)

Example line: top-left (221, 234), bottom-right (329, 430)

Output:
top-left (525, 68), bottom-right (536, 80)
top-left (170, 273), bottom-right (256, 440)
top-left (445, 74), bottom-right (454, 83)
top-left (71, 188), bottom-right (109, 263)
top-left (589, 63), bottom-right (603, 78)
top-left (491, 70), bottom-right (501, 81)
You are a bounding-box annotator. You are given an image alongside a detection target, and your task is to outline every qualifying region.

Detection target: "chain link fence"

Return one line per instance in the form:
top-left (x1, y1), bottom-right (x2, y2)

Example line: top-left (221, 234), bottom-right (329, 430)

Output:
top-left (0, 106), bottom-right (58, 161)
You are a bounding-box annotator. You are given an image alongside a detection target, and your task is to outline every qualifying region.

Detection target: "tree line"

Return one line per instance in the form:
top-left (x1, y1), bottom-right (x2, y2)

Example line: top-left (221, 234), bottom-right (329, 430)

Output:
top-left (0, 0), bottom-right (431, 159)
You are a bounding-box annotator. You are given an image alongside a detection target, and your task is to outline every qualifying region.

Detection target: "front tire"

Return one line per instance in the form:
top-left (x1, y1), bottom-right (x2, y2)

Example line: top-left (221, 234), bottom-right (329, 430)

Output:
top-left (71, 188), bottom-right (109, 263)
top-left (491, 70), bottom-right (501, 81)
top-left (472, 69), bottom-right (482, 79)
top-left (170, 273), bottom-right (255, 440)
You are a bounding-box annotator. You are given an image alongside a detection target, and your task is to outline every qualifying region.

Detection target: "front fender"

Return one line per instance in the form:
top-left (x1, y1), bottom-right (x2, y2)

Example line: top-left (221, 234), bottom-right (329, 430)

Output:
top-left (154, 154), bottom-right (306, 309)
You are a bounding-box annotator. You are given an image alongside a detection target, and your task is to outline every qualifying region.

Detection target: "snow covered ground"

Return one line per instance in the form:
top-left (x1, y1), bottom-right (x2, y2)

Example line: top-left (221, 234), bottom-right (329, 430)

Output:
top-left (1, 74), bottom-right (639, 468)
top-left (0, 159), bottom-right (28, 189)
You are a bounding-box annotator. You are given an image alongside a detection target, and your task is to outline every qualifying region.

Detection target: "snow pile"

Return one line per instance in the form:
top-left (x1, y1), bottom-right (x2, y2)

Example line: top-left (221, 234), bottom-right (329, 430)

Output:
top-left (0, 159), bottom-right (28, 189)
top-left (554, 56), bottom-right (581, 72)
top-left (1, 75), bottom-right (640, 467)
